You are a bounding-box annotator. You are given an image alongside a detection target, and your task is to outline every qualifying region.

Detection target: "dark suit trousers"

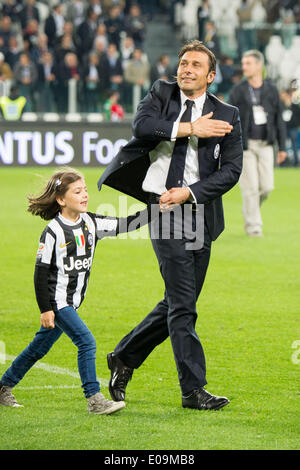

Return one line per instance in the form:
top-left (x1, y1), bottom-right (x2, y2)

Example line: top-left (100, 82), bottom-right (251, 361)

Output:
top-left (114, 209), bottom-right (212, 395)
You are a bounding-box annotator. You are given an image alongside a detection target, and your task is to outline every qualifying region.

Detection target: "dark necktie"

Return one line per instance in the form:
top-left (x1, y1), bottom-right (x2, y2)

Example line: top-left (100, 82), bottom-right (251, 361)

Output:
top-left (165, 99), bottom-right (194, 190)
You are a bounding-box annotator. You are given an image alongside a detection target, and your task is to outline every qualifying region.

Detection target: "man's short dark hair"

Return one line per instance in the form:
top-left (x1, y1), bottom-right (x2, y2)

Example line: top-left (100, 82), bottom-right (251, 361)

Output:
top-left (178, 40), bottom-right (216, 73)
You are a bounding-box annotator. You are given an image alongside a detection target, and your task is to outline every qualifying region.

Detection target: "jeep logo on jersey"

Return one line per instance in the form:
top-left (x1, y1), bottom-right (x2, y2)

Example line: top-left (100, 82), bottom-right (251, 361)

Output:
top-left (63, 255), bottom-right (92, 273)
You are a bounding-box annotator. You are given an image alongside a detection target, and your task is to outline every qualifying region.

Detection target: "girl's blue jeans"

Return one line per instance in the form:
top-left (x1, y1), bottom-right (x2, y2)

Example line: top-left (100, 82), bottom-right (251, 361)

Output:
top-left (1, 306), bottom-right (100, 398)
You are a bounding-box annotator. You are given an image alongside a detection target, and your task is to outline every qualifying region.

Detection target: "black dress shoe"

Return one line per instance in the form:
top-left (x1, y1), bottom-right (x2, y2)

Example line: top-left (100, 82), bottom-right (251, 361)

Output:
top-left (107, 352), bottom-right (133, 402)
top-left (182, 388), bottom-right (229, 410)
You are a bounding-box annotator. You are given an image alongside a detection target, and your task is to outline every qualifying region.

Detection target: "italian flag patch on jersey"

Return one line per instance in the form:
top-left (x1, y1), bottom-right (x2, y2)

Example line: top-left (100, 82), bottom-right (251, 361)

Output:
top-left (75, 234), bottom-right (85, 248)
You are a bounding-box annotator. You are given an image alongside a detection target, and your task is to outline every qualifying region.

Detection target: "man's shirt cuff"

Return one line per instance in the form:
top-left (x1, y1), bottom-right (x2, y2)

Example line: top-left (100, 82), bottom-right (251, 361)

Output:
top-left (171, 121), bottom-right (179, 141)
top-left (188, 187), bottom-right (197, 204)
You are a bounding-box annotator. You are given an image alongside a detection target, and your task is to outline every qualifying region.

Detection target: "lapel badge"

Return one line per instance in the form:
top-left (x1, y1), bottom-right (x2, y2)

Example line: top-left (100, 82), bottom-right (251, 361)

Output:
top-left (214, 144), bottom-right (220, 159)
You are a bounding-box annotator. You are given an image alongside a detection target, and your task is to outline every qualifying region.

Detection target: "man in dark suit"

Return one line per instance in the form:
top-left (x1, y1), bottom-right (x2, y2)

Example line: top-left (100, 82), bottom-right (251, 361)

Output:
top-left (44, 4), bottom-right (65, 50)
top-left (98, 40), bottom-right (243, 411)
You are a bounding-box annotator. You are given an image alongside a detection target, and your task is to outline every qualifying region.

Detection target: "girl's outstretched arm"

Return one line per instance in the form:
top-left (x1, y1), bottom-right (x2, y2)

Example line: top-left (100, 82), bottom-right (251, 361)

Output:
top-left (90, 206), bottom-right (152, 239)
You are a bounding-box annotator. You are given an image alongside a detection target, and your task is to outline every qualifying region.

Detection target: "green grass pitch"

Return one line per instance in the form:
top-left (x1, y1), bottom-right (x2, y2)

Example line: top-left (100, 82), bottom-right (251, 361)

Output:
top-left (0, 167), bottom-right (299, 450)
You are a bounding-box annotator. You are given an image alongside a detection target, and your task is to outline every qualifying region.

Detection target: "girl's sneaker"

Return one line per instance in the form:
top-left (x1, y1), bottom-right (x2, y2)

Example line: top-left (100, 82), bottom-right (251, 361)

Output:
top-left (87, 392), bottom-right (125, 415)
top-left (0, 384), bottom-right (23, 407)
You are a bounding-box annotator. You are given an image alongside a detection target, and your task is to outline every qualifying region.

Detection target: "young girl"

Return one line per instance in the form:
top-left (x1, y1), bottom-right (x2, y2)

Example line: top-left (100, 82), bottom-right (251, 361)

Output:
top-left (0, 167), bottom-right (148, 414)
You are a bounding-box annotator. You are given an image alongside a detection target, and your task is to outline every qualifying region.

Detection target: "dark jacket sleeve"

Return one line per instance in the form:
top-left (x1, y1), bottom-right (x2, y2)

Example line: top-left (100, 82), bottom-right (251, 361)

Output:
top-left (132, 81), bottom-right (175, 141)
top-left (188, 107), bottom-right (243, 204)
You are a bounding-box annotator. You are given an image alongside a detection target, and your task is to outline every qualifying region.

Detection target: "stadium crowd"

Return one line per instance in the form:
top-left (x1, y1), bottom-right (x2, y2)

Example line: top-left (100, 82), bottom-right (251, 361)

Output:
top-left (0, 0), bottom-right (299, 123)
top-left (173, 0), bottom-right (300, 96)
top-left (0, 0), bottom-right (166, 114)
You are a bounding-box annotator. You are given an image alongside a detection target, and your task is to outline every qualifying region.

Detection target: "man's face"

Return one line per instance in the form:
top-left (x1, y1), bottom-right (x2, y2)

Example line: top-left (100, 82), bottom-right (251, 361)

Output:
top-left (242, 55), bottom-right (262, 79)
top-left (2, 17), bottom-right (11, 31)
top-left (133, 49), bottom-right (142, 61)
top-left (20, 54), bottom-right (29, 65)
top-left (177, 51), bottom-right (215, 97)
top-left (108, 44), bottom-right (117, 56)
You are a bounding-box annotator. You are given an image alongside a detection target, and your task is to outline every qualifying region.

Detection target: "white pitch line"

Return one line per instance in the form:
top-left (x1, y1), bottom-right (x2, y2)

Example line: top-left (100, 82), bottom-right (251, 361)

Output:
top-left (4, 354), bottom-right (108, 387)
top-left (17, 385), bottom-right (80, 390)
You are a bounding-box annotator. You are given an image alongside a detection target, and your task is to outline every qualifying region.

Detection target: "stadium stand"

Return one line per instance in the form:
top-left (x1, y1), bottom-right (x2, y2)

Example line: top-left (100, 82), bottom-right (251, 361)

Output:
top-left (0, 0), bottom-right (299, 128)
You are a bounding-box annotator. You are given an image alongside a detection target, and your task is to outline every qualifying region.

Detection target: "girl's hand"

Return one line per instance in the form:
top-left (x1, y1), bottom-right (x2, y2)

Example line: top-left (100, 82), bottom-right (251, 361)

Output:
top-left (41, 311), bottom-right (55, 329)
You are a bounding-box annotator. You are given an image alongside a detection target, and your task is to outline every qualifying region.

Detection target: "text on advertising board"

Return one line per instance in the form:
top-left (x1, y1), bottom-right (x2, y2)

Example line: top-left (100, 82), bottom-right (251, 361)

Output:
top-left (0, 131), bottom-right (128, 166)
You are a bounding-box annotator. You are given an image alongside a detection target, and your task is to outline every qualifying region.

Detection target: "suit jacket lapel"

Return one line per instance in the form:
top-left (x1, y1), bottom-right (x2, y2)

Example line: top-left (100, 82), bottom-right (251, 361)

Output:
top-left (202, 92), bottom-right (216, 117)
top-left (198, 93), bottom-right (216, 178)
top-left (163, 85), bottom-right (181, 121)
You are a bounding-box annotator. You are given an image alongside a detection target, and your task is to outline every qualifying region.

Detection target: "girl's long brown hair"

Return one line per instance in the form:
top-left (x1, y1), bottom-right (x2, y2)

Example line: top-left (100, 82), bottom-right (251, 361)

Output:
top-left (27, 167), bottom-right (84, 220)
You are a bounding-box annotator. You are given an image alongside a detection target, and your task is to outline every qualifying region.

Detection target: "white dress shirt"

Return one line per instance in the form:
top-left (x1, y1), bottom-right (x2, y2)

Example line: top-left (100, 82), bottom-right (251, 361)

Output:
top-left (53, 12), bottom-right (65, 38)
top-left (142, 90), bottom-right (206, 195)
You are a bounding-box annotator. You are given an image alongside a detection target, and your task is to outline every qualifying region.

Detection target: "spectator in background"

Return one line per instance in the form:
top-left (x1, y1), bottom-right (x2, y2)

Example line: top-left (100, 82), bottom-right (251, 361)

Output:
top-left (124, 47), bottom-right (149, 87)
top-left (13, 52), bottom-right (38, 111)
top-left (36, 51), bottom-right (56, 112)
top-left (231, 67), bottom-right (244, 85)
top-left (294, 1), bottom-right (300, 32)
top-left (281, 8), bottom-right (297, 48)
top-left (1, 0), bottom-right (20, 24)
top-left (228, 50), bottom-right (287, 238)
top-left (256, 0), bottom-right (277, 52)
top-left (23, 18), bottom-right (40, 60)
top-left (93, 34), bottom-right (108, 61)
top-left (103, 89), bottom-right (124, 121)
top-left (5, 35), bottom-right (22, 70)
top-left (104, 4), bottom-right (124, 49)
top-left (82, 51), bottom-right (102, 112)
top-left (55, 21), bottom-right (78, 53)
top-left (124, 47), bottom-right (149, 109)
top-left (119, 35), bottom-right (135, 108)
top-left (280, 88), bottom-right (300, 167)
top-left (218, 55), bottom-right (237, 98)
top-left (93, 22), bottom-right (108, 53)
top-left (170, 0), bottom-right (185, 27)
top-left (119, 35), bottom-right (135, 70)
top-left (54, 51), bottom-right (82, 113)
top-left (101, 42), bottom-right (123, 96)
top-left (197, 0), bottom-right (210, 41)
top-left (45, 4), bottom-right (65, 50)
top-left (89, 0), bottom-right (103, 17)
top-left (102, 0), bottom-right (126, 17)
top-left (66, 0), bottom-right (87, 28)
top-left (236, 0), bottom-right (258, 57)
top-left (55, 31), bottom-right (77, 64)
top-left (150, 54), bottom-right (173, 84)
top-left (124, 3), bottom-right (146, 48)
top-left (0, 50), bottom-right (13, 82)
top-left (203, 21), bottom-right (221, 60)
top-left (263, 0), bottom-right (281, 23)
top-left (34, 33), bottom-right (51, 64)
top-left (76, 5), bottom-right (99, 57)
top-left (18, 0), bottom-right (40, 32)
top-left (0, 15), bottom-right (15, 54)
top-left (0, 84), bottom-right (26, 120)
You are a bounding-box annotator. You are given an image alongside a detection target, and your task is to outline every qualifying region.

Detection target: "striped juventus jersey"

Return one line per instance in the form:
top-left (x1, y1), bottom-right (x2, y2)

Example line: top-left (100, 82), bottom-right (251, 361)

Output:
top-left (34, 210), bottom-right (148, 312)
